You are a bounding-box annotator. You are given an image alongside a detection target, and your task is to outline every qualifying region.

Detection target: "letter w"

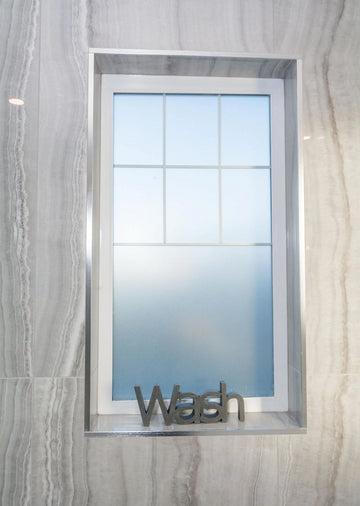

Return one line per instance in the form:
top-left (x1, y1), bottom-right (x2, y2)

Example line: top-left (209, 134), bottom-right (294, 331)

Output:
top-left (134, 385), bottom-right (180, 426)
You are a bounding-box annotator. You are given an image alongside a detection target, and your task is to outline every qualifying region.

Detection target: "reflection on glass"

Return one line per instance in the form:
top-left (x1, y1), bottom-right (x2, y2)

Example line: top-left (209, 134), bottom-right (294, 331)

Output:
top-left (114, 94), bottom-right (163, 165)
top-left (221, 95), bottom-right (270, 166)
top-left (113, 246), bottom-right (274, 400)
top-left (166, 95), bottom-right (218, 165)
top-left (114, 168), bottom-right (163, 243)
top-left (222, 169), bottom-right (271, 243)
top-left (166, 168), bottom-right (219, 243)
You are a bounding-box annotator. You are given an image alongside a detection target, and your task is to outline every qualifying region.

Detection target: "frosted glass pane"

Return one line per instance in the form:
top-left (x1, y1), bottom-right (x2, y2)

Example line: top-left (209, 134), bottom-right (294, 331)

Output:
top-left (166, 169), bottom-right (219, 243)
top-left (166, 95), bottom-right (218, 165)
top-left (221, 95), bottom-right (270, 166)
top-left (222, 169), bottom-right (271, 243)
top-left (114, 168), bottom-right (163, 243)
top-left (113, 246), bottom-right (273, 400)
top-left (114, 94), bottom-right (163, 165)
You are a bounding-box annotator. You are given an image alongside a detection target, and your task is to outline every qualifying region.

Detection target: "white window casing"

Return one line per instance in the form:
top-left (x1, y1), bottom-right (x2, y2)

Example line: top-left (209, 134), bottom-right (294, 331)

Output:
top-left (97, 75), bottom-right (288, 415)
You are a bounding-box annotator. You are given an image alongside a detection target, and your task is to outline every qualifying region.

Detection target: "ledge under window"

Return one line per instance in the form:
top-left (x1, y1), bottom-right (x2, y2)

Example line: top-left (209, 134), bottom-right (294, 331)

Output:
top-left (86, 412), bottom-right (304, 437)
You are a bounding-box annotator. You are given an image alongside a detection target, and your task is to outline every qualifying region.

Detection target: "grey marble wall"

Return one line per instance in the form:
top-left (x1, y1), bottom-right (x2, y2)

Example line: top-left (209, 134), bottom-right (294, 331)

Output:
top-left (0, 0), bottom-right (359, 504)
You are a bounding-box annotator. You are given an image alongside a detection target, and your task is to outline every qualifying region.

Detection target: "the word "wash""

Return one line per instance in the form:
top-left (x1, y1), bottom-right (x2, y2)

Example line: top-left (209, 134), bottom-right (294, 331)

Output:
top-left (134, 382), bottom-right (245, 426)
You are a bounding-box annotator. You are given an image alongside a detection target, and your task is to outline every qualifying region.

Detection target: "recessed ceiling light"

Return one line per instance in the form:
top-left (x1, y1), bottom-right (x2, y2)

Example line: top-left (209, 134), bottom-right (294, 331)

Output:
top-left (9, 98), bottom-right (24, 106)
top-left (303, 136), bottom-right (311, 140)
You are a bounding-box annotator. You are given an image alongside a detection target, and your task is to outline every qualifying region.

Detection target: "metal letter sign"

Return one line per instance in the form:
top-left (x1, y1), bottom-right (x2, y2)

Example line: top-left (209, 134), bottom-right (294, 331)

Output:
top-left (134, 382), bottom-right (245, 426)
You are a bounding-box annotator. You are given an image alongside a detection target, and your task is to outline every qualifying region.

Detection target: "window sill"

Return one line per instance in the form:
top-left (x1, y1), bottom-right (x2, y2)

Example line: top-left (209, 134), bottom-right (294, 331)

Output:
top-left (85, 412), bottom-right (306, 437)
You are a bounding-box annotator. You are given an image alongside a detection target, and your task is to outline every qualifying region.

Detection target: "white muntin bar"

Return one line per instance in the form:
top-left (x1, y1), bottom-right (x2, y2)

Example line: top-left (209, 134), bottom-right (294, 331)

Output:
top-left (113, 242), bottom-right (272, 247)
top-left (162, 93), bottom-right (166, 244)
top-left (218, 94), bottom-right (223, 244)
top-left (113, 164), bottom-right (271, 169)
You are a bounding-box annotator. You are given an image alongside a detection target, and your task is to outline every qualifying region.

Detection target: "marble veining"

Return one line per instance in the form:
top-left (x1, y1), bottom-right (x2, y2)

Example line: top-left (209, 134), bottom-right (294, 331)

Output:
top-left (34, 0), bottom-right (88, 377)
top-left (278, 374), bottom-right (360, 506)
top-left (86, 437), bottom-right (153, 504)
top-left (32, 378), bottom-right (87, 505)
top-left (326, 1), bottom-right (360, 376)
top-left (88, 0), bottom-right (273, 53)
top-left (194, 435), bottom-right (279, 505)
top-left (0, 0), bottom-right (40, 378)
top-left (0, 0), bottom-right (359, 504)
top-left (172, 437), bottom-right (201, 504)
top-left (0, 379), bottom-right (32, 505)
top-left (95, 53), bottom-right (293, 78)
top-left (275, 0), bottom-right (360, 376)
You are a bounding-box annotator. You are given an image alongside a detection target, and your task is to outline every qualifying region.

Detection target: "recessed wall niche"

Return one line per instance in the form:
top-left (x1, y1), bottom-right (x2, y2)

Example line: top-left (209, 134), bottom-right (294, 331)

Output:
top-left (85, 49), bottom-right (306, 436)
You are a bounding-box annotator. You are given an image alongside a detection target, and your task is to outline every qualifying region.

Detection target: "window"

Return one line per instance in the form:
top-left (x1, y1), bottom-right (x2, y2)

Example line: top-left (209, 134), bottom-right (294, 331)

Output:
top-left (86, 50), bottom-right (306, 435)
top-left (97, 75), bottom-right (287, 415)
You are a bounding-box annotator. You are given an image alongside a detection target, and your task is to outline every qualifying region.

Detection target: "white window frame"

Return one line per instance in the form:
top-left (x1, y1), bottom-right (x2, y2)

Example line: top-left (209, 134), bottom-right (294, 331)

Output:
top-left (97, 74), bottom-right (287, 415)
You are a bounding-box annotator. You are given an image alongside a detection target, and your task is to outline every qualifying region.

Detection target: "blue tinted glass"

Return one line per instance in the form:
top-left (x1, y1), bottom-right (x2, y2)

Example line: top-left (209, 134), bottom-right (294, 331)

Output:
top-left (166, 95), bottom-right (218, 165)
top-left (166, 168), bottom-right (219, 243)
top-left (221, 95), bottom-right (270, 166)
top-left (114, 94), bottom-right (163, 165)
top-left (222, 169), bottom-right (271, 243)
top-left (113, 246), bottom-right (273, 400)
top-left (113, 168), bottom-right (163, 243)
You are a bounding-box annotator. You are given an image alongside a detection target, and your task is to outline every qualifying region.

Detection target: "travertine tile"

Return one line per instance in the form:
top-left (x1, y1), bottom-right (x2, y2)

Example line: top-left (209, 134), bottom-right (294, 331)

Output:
top-left (34, 0), bottom-right (88, 377)
top-left (32, 378), bottom-right (88, 505)
top-left (0, 0), bottom-right (40, 377)
top-left (0, 379), bottom-right (32, 505)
